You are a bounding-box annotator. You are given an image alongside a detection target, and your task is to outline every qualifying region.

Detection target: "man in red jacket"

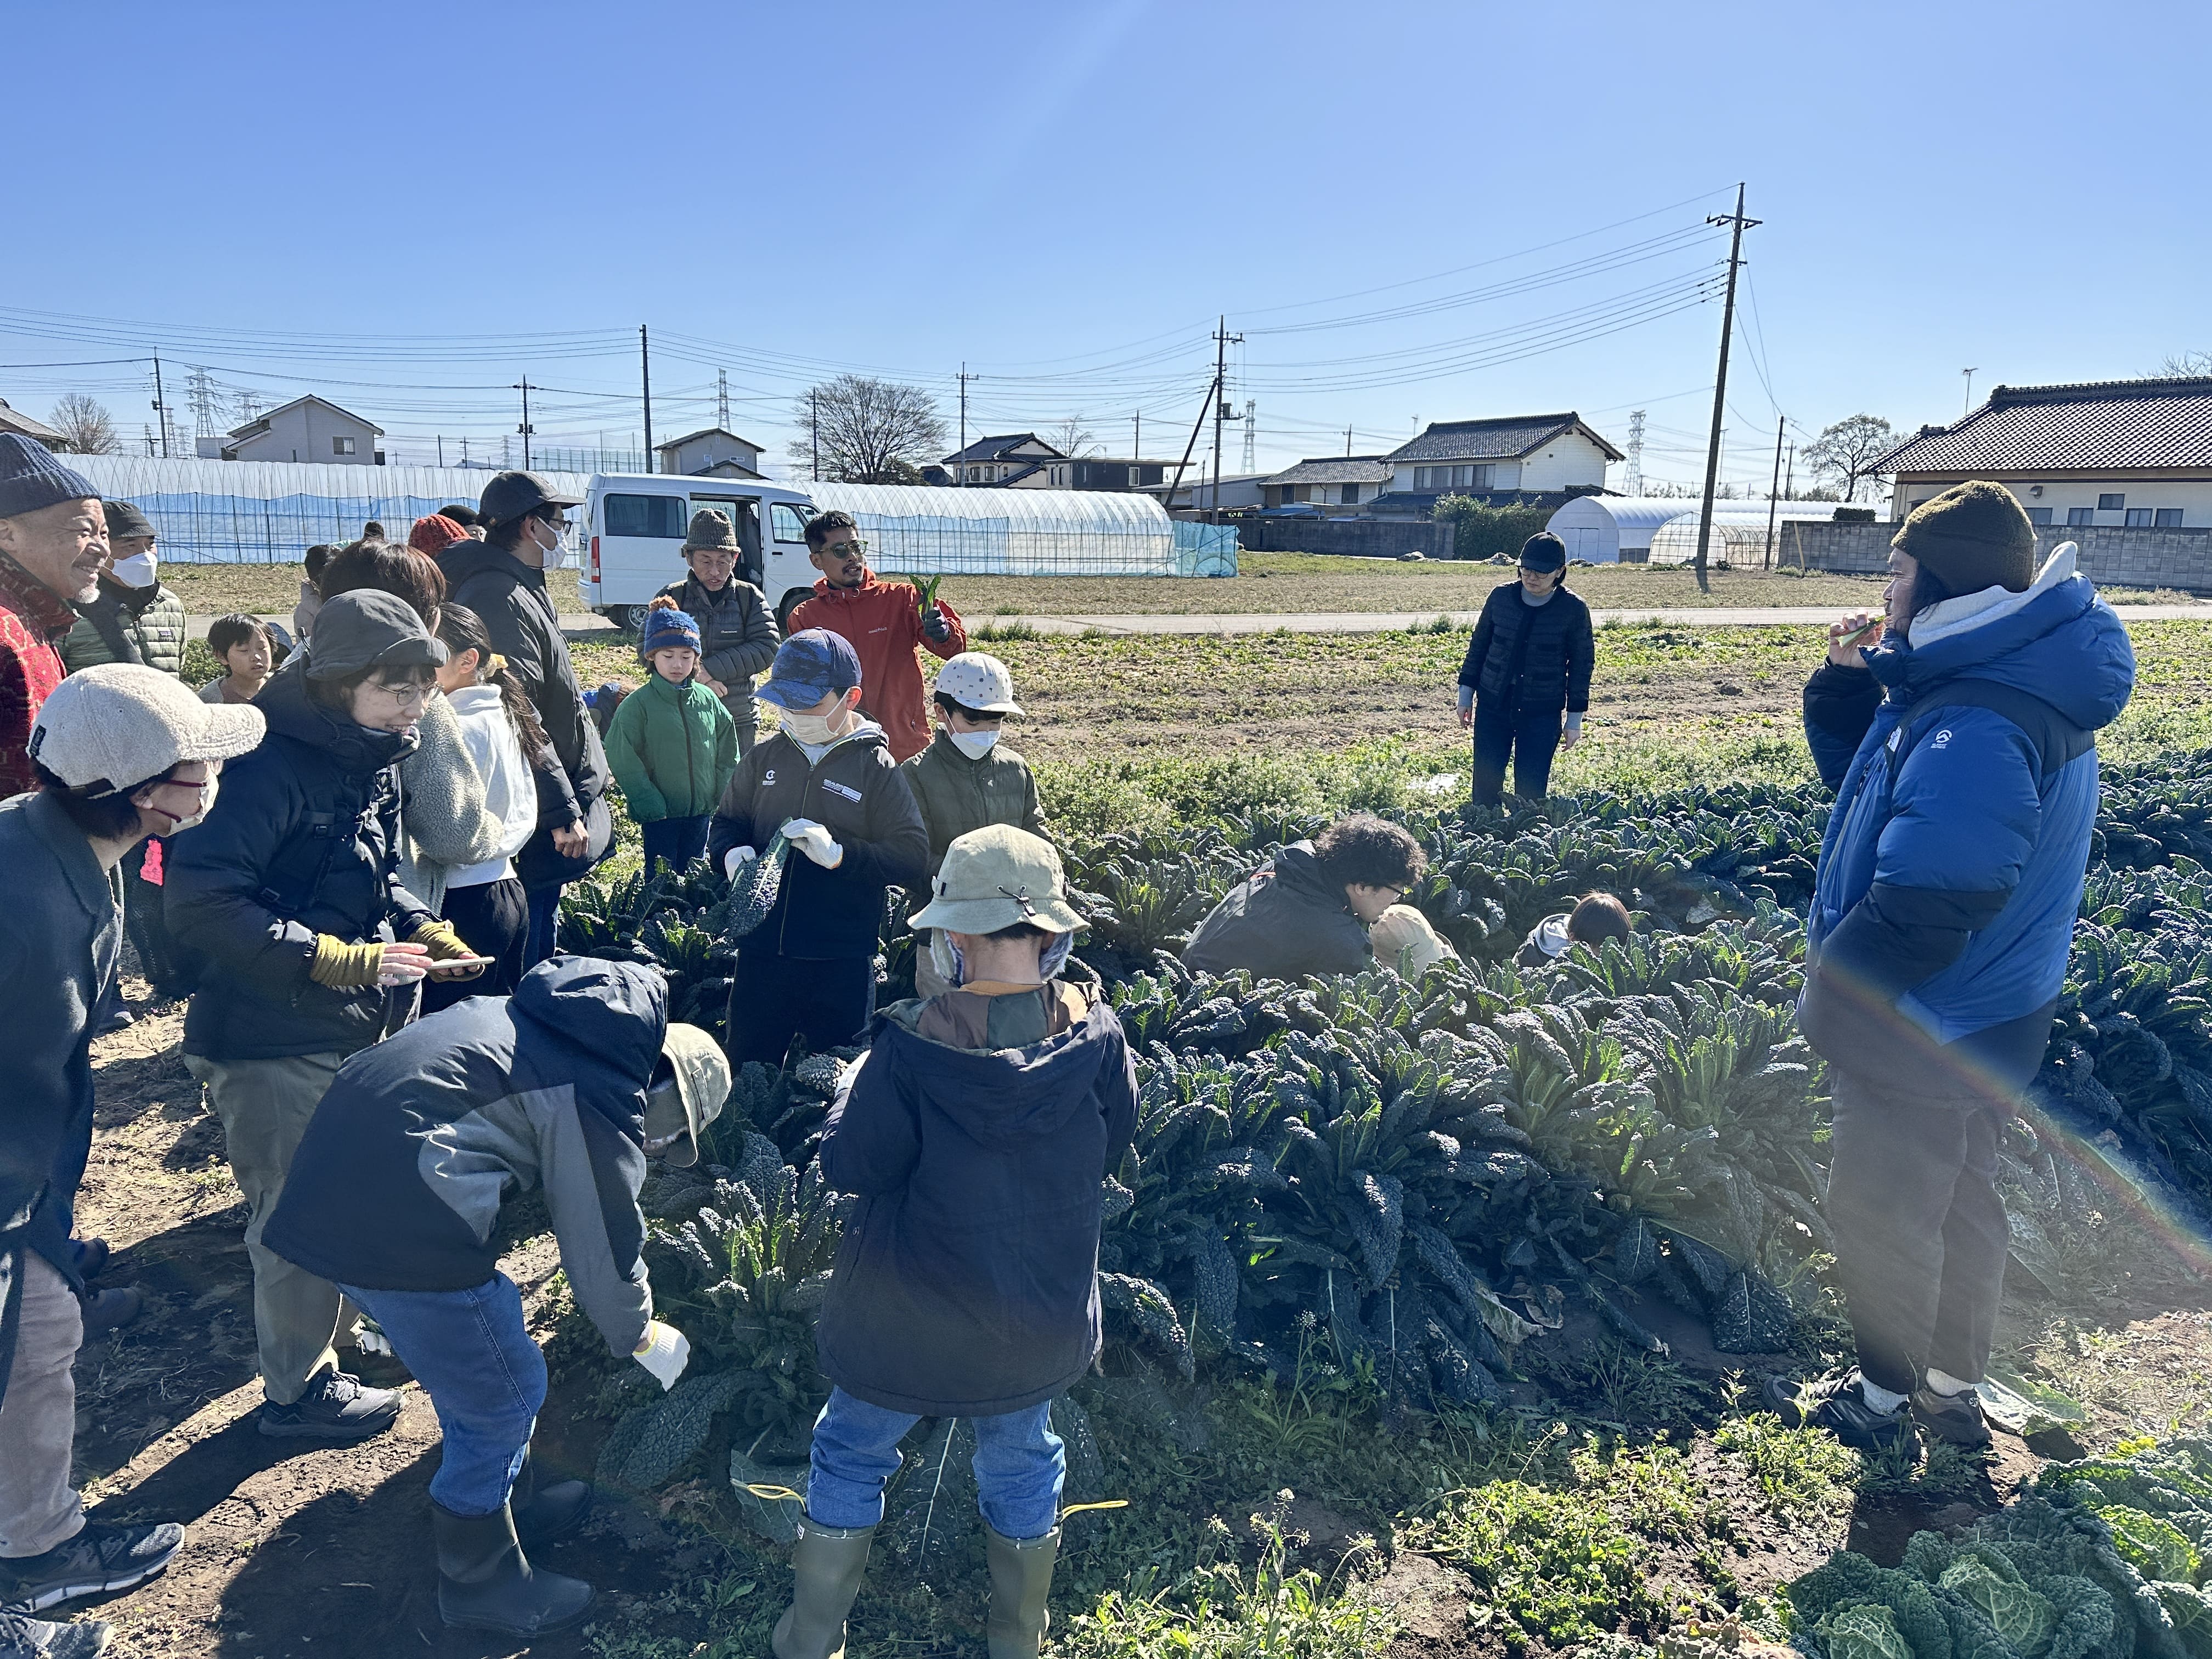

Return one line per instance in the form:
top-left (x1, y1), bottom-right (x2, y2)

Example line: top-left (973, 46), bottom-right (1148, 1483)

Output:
top-left (785, 512), bottom-right (966, 763)
top-left (0, 437), bottom-right (108, 800)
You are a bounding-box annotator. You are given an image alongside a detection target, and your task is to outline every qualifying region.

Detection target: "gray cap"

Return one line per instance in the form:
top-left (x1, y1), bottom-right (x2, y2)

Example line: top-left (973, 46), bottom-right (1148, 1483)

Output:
top-left (102, 500), bottom-right (155, 541)
top-left (304, 590), bottom-right (447, 680)
top-left (478, 470), bottom-right (582, 528)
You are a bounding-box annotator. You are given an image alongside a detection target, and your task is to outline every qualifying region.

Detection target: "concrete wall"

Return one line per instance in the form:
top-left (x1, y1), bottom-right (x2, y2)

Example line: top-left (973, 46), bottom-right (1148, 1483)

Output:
top-left (1788, 520), bottom-right (2212, 592)
top-left (1236, 516), bottom-right (1458, 560)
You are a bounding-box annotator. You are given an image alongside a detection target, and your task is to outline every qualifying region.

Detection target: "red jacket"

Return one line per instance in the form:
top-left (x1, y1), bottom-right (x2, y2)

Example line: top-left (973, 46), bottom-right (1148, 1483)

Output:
top-left (786, 574), bottom-right (967, 763)
top-left (0, 558), bottom-right (76, 800)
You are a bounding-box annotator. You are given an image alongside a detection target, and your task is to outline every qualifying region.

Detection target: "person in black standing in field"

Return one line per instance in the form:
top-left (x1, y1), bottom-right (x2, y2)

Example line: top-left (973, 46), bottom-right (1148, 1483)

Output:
top-left (1455, 532), bottom-right (1595, 808)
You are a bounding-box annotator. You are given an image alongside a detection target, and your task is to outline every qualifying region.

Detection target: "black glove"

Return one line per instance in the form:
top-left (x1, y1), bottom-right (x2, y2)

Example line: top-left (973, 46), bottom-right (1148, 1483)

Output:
top-left (922, 605), bottom-right (952, 642)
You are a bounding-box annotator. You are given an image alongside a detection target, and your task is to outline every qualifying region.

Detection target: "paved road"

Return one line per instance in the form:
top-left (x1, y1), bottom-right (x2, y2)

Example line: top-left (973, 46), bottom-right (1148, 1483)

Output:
top-left (188, 602), bottom-right (2212, 642)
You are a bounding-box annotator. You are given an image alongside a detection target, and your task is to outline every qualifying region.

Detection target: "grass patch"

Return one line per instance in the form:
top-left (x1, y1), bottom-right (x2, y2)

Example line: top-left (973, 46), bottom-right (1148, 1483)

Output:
top-left (1712, 1412), bottom-right (1861, 1519)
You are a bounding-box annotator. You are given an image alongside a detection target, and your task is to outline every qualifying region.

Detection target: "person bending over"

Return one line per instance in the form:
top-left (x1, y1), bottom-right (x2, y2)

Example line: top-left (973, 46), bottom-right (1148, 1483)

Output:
top-left (1182, 813), bottom-right (1425, 981)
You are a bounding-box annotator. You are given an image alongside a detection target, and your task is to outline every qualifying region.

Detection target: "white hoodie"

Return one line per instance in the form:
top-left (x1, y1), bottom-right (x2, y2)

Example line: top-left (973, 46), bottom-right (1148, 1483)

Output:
top-left (444, 684), bottom-right (539, 888)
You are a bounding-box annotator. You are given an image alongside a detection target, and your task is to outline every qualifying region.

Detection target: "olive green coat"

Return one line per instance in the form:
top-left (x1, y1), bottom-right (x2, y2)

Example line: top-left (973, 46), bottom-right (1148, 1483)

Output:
top-left (59, 578), bottom-right (187, 678)
top-left (901, 730), bottom-right (1050, 877)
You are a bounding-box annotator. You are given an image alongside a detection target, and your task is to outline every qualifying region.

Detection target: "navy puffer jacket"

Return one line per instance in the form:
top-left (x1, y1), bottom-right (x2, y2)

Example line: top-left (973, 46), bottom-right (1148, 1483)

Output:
top-left (1799, 548), bottom-right (2135, 1091)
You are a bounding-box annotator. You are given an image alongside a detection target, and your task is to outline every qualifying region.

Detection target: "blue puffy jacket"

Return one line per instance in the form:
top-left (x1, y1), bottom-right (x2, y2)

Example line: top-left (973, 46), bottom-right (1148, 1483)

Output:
top-left (1799, 549), bottom-right (2135, 1092)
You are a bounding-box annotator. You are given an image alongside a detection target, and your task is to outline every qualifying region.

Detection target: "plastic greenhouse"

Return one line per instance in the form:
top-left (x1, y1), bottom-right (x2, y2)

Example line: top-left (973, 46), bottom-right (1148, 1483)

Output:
top-left (1643, 503), bottom-right (1864, 568)
top-left (810, 481), bottom-right (1236, 578)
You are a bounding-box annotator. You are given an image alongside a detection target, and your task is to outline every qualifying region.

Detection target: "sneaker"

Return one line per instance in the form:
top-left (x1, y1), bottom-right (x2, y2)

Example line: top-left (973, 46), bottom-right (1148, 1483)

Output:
top-left (67, 1240), bottom-right (109, 1283)
top-left (258, 1368), bottom-right (401, 1442)
top-left (1, 1520), bottom-right (182, 1612)
top-left (1762, 1368), bottom-right (1917, 1453)
top-left (1912, 1384), bottom-right (1993, 1448)
top-left (0, 1607), bottom-right (110, 1657)
top-left (78, 1291), bottom-right (142, 1340)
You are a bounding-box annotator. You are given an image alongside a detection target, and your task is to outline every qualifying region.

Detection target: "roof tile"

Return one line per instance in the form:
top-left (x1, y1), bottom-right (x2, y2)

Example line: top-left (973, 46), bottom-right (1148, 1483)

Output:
top-left (1877, 377), bottom-right (2212, 473)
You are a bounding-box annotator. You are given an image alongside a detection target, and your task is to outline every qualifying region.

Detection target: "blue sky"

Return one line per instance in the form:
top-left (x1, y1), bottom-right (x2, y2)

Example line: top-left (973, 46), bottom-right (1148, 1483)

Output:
top-left (5, 0), bottom-right (2203, 489)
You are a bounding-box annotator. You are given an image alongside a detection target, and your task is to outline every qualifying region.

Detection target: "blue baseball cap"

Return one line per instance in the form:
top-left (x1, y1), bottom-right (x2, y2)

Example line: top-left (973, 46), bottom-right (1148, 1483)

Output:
top-left (757, 628), bottom-right (862, 710)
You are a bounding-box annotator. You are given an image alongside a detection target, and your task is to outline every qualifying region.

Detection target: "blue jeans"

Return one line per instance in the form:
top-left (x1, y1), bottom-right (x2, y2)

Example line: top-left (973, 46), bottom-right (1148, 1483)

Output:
top-left (338, 1274), bottom-right (545, 1517)
top-left (806, 1387), bottom-right (1063, 1541)
top-left (522, 884), bottom-right (563, 968)
top-left (640, 814), bottom-right (710, 877)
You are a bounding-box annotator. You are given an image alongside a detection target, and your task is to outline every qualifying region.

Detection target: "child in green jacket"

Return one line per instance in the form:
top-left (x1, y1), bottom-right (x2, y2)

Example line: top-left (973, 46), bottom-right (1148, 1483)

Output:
top-left (901, 652), bottom-right (1049, 996)
top-left (606, 597), bottom-right (738, 874)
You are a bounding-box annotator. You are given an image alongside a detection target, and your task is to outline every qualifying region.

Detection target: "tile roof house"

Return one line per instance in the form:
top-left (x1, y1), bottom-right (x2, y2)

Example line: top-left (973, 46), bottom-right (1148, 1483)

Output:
top-left (0, 398), bottom-right (66, 448)
top-left (1875, 377), bottom-right (2212, 528)
top-left (1260, 456), bottom-right (1394, 512)
top-left (1369, 413), bottom-right (1622, 515)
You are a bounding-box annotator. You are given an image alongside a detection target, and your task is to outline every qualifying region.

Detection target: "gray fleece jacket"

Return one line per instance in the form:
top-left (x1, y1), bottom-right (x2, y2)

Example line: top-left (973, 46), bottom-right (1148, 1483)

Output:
top-left (395, 689), bottom-right (507, 914)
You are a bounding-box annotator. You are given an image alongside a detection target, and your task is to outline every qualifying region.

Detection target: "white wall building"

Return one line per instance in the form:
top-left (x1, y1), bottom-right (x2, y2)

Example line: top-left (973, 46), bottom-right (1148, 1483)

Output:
top-left (1385, 413), bottom-right (1622, 499)
top-left (204, 394), bottom-right (384, 465)
top-left (655, 427), bottom-right (765, 478)
top-left (1876, 376), bottom-right (2212, 528)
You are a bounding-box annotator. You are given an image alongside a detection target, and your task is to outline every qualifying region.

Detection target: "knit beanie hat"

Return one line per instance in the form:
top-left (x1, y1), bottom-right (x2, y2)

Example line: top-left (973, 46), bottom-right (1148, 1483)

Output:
top-left (0, 435), bottom-right (100, 521)
top-left (407, 515), bottom-right (469, 557)
top-left (1892, 480), bottom-right (2037, 596)
top-left (641, 595), bottom-right (702, 657)
top-left (681, 509), bottom-right (741, 554)
top-left (1519, 531), bottom-right (1567, 573)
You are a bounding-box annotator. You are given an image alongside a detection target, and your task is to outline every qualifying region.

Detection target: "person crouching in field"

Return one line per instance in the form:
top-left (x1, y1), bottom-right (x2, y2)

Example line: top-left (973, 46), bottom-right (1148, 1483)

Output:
top-left (904, 651), bottom-right (1050, 997)
top-left (1516, 891), bottom-right (1633, 969)
top-left (1182, 812), bottom-right (1426, 981)
top-left (605, 598), bottom-right (737, 877)
top-left (771, 826), bottom-right (1136, 1659)
top-left (1455, 531), bottom-right (1594, 807)
top-left (1765, 482), bottom-right (2135, 1453)
top-left (708, 629), bottom-right (927, 1067)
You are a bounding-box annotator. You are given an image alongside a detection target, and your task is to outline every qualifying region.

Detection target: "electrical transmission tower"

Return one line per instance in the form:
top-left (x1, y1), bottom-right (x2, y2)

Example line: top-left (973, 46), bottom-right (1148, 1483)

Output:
top-left (186, 368), bottom-right (223, 446)
top-left (1626, 409), bottom-right (1646, 495)
top-left (1240, 400), bottom-right (1256, 473)
top-left (234, 388), bottom-right (266, 424)
top-left (717, 370), bottom-right (731, 430)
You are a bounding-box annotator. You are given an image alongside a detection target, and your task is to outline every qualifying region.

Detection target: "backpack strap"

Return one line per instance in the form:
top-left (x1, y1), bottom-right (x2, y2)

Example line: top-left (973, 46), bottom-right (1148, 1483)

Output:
top-left (1884, 679), bottom-right (2091, 791)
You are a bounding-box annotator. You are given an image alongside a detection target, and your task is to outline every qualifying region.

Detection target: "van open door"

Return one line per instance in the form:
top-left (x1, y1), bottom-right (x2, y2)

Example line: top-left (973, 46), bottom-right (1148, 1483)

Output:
top-left (689, 493), bottom-right (764, 588)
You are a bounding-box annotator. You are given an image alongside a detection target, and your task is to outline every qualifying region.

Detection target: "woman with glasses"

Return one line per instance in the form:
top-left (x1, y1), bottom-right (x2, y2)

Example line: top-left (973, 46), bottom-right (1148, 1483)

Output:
top-left (166, 591), bottom-right (491, 1444)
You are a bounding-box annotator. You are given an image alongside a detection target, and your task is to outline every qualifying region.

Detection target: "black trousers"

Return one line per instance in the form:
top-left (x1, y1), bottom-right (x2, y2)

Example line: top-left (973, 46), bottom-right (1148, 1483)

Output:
top-left (423, 877), bottom-right (529, 1017)
top-left (1471, 695), bottom-right (1564, 806)
top-left (725, 949), bottom-right (876, 1069)
top-left (1824, 1070), bottom-right (2009, 1395)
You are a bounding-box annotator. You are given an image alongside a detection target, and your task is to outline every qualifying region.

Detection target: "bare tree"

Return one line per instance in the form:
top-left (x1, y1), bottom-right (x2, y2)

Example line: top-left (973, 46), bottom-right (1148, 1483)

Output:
top-left (2162, 351), bottom-right (2212, 376)
top-left (48, 393), bottom-right (120, 455)
top-left (787, 375), bottom-right (947, 483)
top-left (1046, 415), bottom-right (1098, 459)
top-left (1804, 414), bottom-right (1898, 503)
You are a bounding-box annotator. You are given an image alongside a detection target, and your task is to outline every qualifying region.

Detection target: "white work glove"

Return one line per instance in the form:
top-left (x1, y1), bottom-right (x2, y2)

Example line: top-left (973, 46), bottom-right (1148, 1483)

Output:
top-left (782, 818), bottom-right (844, 870)
top-left (722, 845), bottom-right (758, 880)
top-left (633, 1319), bottom-right (691, 1391)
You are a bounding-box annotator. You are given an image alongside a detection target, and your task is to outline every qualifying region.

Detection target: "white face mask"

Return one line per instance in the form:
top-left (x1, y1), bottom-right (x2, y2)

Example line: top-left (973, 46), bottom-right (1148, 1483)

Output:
top-left (155, 772), bottom-right (219, 834)
top-left (112, 551), bottom-right (158, 588)
top-left (780, 707), bottom-right (847, 747)
top-left (535, 518), bottom-right (572, 568)
top-left (947, 727), bottom-right (1000, 760)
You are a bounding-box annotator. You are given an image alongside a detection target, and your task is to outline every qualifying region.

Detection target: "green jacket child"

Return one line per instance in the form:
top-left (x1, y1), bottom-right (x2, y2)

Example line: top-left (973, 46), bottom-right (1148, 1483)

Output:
top-left (900, 652), bottom-right (1048, 877)
top-left (605, 599), bottom-right (738, 827)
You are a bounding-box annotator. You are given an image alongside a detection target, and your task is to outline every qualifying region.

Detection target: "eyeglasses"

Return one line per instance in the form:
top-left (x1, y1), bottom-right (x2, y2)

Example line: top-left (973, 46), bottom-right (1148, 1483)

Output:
top-left (368, 679), bottom-right (435, 707)
top-left (822, 538), bottom-right (867, 556)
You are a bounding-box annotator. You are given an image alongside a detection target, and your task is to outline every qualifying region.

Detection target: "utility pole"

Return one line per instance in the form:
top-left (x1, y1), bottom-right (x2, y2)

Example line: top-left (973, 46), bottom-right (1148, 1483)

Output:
top-left (437, 435), bottom-right (444, 467)
top-left (1163, 369), bottom-right (1221, 516)
top-left (957, 364), bottom-right (978, 486)
top-left (1692, 183), bottom-right (1759, 594)
top-left (1345, 425), bottom-right (1353, 458)
top-left (810, 390), bottom-right (820, 482)
top-left (1784, 442), bottom-right (1795, 499)
top-left (515, 377), bottom-right (534, 471)
top-left (151, 356), bottom-right (170, 458)
top-left (1961, 366), bottom-right (1979, 417)
top-left (1763, 414), bottom-right (1786, 570)
top-left (639, 326), bottom-right (654, 472)
top-left (1209, 316), bottom-right (1242, 523)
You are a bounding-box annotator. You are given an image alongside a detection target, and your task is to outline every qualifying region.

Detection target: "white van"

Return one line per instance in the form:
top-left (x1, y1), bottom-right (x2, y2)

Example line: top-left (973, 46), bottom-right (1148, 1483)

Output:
top-left (582, 473), bottom-right (822, 630)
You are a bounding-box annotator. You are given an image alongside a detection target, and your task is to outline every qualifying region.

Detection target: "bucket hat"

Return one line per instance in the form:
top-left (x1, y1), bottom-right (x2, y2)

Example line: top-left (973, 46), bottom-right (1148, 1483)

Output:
top-left (908, 825), bottom-right (1085, 935)
top-left (643, 1023), bottom-right (730, 1167)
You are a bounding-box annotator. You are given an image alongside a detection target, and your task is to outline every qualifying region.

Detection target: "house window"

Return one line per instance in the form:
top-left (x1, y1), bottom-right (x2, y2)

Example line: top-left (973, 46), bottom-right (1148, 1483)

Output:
top-left (2125, 507), bottom-right (2154, 527)
top-left (1340, 483), bottom-right (1359, 505)
top-left (2098, 493), bottom-right (2125, 511)
top-left (2025, 507), bottom-right (2052, 526)
top-left (332, 436), bottom-right (356, 455)
top-left (2067, 507), bottom-right (2095, 526)
top-left (2155, 508), bottom-right (2185, 527)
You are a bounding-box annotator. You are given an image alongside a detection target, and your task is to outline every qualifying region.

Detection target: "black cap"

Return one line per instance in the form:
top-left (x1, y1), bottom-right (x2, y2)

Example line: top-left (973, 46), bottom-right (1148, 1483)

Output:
top-left (102, 500), bottom-right (156, 541)
top-left (477, 470), bottom-right (583, 528)
top-left (304, 591), bottom-right (448, 680)
top-left (1519, 531), bottom-right (1567, 573)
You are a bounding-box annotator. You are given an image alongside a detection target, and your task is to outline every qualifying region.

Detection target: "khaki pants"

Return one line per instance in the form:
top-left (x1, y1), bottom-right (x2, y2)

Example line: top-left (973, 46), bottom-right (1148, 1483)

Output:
top-left (0, 1255), bottom-right (85, 1559)
top-left (186, 1051), bottom-right (352, 1406)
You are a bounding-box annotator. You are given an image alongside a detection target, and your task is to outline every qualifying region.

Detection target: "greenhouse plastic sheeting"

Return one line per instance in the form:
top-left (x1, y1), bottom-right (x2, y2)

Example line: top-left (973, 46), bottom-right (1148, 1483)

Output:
top-left (57, 455), bottom-right (591, 564)
top-left (1173, 520), bottom-right (1240, 577)
top-left (810, 481), bottom-right (1189, 577)
top-left (1644, 505), bottom-right (1861, 567)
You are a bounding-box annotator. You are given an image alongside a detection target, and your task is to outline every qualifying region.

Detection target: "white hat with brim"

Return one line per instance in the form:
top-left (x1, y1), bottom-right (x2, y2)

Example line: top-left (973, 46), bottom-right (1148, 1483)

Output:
top-left (931, 652), bottom-right (1023, 716)
top-left (907, 823), bottom-right (1085, 935)
top-left (645, 1022), bottom-right (731, 1167)
top-left (29, 663), bottom-right (266, 794)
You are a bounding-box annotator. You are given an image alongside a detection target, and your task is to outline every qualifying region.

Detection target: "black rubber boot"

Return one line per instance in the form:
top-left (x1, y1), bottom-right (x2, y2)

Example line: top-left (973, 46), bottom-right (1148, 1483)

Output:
top-left (984, 1523), bottom-right (1060, 1658)
top-left (770, 1515), bottom-right (876, 1659)
top-left (431, 1500), bottom-right (594, 1637)
top-left (510, 1446), bottom-right (592, 1547)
